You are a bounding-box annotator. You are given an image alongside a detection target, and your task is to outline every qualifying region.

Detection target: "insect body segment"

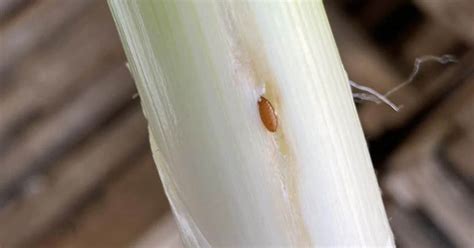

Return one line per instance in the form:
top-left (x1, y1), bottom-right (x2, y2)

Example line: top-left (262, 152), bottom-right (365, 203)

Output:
top-left (258, 96), bottom-right (278, 132)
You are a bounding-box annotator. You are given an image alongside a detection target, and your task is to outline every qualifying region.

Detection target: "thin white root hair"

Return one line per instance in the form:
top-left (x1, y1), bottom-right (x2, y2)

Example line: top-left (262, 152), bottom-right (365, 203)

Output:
top-left (350, 80), bottom-right (401, 111)
top-left (351, 54), bottom-right (457, 112)
top-left (352, 93), bottom-right (381, 104)
top-left (384, 54), bottom-right (458, 97)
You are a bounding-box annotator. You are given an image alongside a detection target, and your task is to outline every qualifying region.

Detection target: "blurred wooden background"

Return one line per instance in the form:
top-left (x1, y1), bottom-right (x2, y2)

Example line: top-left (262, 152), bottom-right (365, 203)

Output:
top-left (0, 0), bottom-right (472, 247)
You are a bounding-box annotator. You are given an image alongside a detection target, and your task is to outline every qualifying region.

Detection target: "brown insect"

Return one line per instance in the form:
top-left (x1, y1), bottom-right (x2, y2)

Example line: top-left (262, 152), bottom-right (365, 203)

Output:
top-left (258, 96), bottom-right (278, 132)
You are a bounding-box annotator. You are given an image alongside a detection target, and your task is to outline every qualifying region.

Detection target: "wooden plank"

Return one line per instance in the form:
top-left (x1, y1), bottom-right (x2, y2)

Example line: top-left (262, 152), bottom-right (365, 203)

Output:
top-left (384, 75), bottom-right (474, 247)
top-left (358, 1), bottom-right (405, 29)
top-left (0, 65), bottom-right (135, 199)
top-left (0, 0), bottom-right (30, 22)
top-left (385, 70), bottom-right (474, 175)
top-left (414, 0), bottom-right (474, 45)
top-left (0, 107), bottom-right (149, 247)
top-left (387, 159), bottom-right (474, 247)
top-left (444, 132), bottom-right (474, 180)
top-left (38, 154), bottom-right (169, 247)
top-left (0, 0), bottom-right (97, 79)
top-left (387, 205), bottom-right (448, 248)
top-left (0, 1), bottom-right (124, 145)
top-left (414, 160), bottom-right (474, 247)
top-left (401, 21), bottom-right (460, 65)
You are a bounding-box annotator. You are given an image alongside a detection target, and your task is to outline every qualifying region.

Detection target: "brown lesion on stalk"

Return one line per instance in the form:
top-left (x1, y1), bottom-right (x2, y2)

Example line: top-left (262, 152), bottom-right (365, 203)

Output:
top-left (219, 3), bottom-right (312, 244)
top-left (261, 81), bottom-right (312, 246)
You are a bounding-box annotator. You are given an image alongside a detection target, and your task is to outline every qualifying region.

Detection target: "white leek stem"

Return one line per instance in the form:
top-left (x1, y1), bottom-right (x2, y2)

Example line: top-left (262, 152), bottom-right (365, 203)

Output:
top-left (109, 1), bottom-right (394, 246)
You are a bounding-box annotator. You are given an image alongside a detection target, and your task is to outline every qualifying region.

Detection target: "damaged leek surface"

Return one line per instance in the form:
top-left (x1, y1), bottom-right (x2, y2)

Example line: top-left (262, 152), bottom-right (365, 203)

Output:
top-left (108, 1), bottom-right (394, 246)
